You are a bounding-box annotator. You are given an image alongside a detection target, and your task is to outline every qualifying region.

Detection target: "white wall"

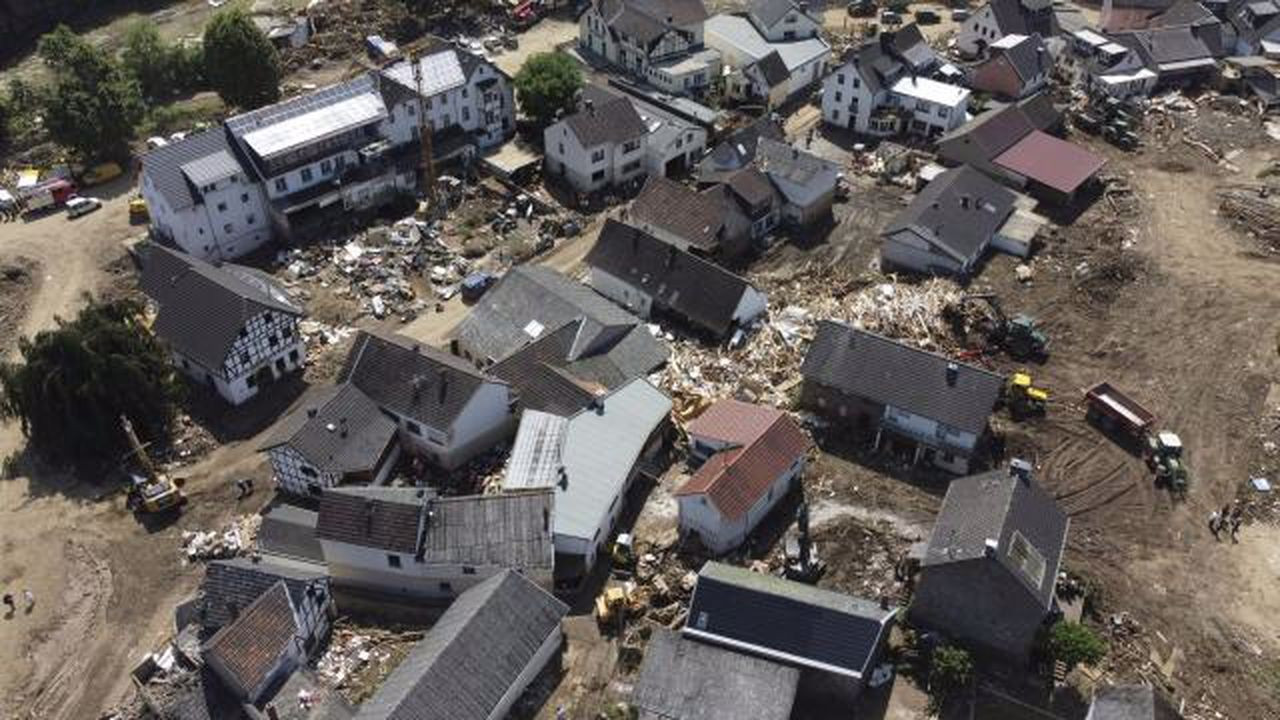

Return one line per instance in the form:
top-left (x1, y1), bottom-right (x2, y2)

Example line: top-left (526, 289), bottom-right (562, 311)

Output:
top-left (447, 381), bottom-right (515, 468)
top-left (822, 63), bottom-right (883, 132)
top-left (142, 169), bottom-right (271, 262)
top-left (957, 4), bottom-right (1002, 57)
top-left (756, 8), bottom-right (821, 41)
top-left (882, 229), bottom-right (969, 276)
top-left (733, 285), bottom-right (768, 326)
top-left (270, 445), bottom-right (341, 496)
top-left (544, 120), bottom-right (647, 193)
top-left (322, 539), bottom-right (522, 599)
top-left (678, 456), bottom-right (804, 554)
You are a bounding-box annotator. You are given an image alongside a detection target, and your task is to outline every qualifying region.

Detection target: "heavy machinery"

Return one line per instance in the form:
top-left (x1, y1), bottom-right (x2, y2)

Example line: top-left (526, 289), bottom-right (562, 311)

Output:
top-left (1146, 431), bottom-right (1190, 494)
top-left (1005, 372), bottom-right (1049, 418)
top-left (128, 196), bottom-right (149, 224)
top-left (960, 294), bottom-right (1050, 360)
top-left (120, 415), bottom-right (187, 516)
top-left (784, 502), bottom-right (825, 583)
top-left (594, 581), bottom-right (638, 632)
top-left (609, 533), bottom-right (637, 575)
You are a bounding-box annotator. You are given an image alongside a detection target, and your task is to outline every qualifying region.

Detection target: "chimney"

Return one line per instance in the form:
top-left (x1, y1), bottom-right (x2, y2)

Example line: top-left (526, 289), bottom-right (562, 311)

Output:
top-left (339, 417), bottom-right (348, 438)
top-left (959, 194), bottom-right (971, 210)
top-left (945, 362), bottom-right (959, 387)
top-left (584, 98), bottom-right (595, 116)
top-left (307, 407), bottom-right (318, 418)
top-left (983, 538), bottom-right (999, 557)
top-left (1009, 458), bottom-right (1033, 483)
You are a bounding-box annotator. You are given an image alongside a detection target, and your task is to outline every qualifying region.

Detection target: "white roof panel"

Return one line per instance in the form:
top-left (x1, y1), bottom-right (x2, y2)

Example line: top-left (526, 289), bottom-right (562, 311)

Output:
top-left (383, 49), bottom-right (467, 96)
top-left (241, 91), bottom-right (387, 159)
top-left (890, 76), bottom-right (970, 107)
top-left (706, 14), bottom-right (829, 71)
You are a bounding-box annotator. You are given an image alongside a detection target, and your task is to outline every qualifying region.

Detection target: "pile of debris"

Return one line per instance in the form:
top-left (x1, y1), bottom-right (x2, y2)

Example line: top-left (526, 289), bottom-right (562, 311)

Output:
top-left (658, 268), bottom-right (967, 409)
top-left (180, 514), bottom-right (261, 563)
top-left (1218, 184), bottom-right (1280, 249)
top-left (315, 623), bottom-right (425, 704)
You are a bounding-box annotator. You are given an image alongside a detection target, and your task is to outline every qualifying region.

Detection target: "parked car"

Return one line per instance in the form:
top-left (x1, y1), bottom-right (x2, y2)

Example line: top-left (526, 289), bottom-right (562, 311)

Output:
top-left (847, 0), bottom-right (876, 16)
top-left (145, 136), bottom-right (169, 150)
top-left (461, 271), bottom-right (498, 302)
top-left (915, 9), bottom-right (941, 24)
top-left (66, 196), bottom-right (103, 219)
top-left (951, 8), bottom-right (971, 20)
top-left (880, 10), bottom-right (903, 25)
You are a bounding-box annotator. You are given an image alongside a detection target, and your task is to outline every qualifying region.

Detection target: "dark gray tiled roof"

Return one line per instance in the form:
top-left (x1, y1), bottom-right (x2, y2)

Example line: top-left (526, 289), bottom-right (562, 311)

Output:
top-left (141, 127), bottom-right (243, 212)
top-left (456, 265), bottom-right (667, 373)
top-left (489, 322), bottom-right (605, 415)
top-left (685, 562), bottom-right (895, 678)
top-left (258, 504), bottom-right (324, 563)
top-left (1090, 685), bottom-right (1183, 720)
top-left (258, 383), bottom-right (398, 475)
top-left (139, 244), bottom-right (303, 370)
top-left (354, 571), bottom-right (568, 720)
top-left (1114, 25), bottom-right (1215, 64)
top-left (198, 556), bottom-right (327, 633)
top-left (564, 85), bottom-right (648, 148)
top-left (883, 165), bottom-right (1017, 265)
top-left (154, 667), bottom-right (247, 720)
top-left (316, 487), bottom-right (555, 570)
top-left (998, 33), bottom-right (1053, 82)
top-left (633, 628), bottom-right (800, 720)
top-left (698, 117), bottom-right (785, 183)
top-left (754, 137), bottom-right (839, 187)
top-left (725, 166), bottom-right (779, 209)
top-left (752, 51), bottom-right (791, 87)
top-left (892, 24), bottom-right (940, 72)
top-left (631, 176), bottom-right (727, 252)
top-left (586, 220), bottom-right (757, 337)
top-left (338, 329), bottom-right (499, 430)
top-left (990, 0), bottom-right (1059, 35)
top-left (924, 468), bottom-right (1069, 609)
top-left (938, 97), bottom-right (1051, 163)
top-left (800, 321), bottom-right (1004, 435)
top-left (749, 0), bottom-right (806, 28)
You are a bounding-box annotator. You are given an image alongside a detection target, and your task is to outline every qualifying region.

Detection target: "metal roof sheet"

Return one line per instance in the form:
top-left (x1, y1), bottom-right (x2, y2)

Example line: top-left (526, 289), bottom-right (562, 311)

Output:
top-left (241, 92), bottom-right (387, 160)
top-left (181, 150), bottom-right (243, 187)
top-left (890, 75), bottom-right (971, 106)
top-left (994, 130), bottom-right (1107, 194)
top-left (382, 49), bottom-right (467, 96)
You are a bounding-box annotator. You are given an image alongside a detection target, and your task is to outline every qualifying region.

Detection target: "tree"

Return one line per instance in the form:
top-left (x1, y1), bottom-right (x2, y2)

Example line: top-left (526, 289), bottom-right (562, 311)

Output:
top-left (514, 52), bottom-right (583, 127)
top-left (203, 6), bottom-right (281, 109)
top-left (37, 25), bottom-right (143, 160)
top-left (1048, 621), bottom-right (1107, 669)
top-left (0, 297), bottom-right (183, 472)
top-left (928, 644), bottom-right (974, 710)
top-left (122, 22), bottom-right (205, 100)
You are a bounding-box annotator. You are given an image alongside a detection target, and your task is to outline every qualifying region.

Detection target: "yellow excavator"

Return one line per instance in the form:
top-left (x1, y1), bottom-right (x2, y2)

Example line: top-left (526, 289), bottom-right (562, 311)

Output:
top-left (121, 415), bottom-right (187, 515)
top-left (1006, 372), bottom-right (1049, 418)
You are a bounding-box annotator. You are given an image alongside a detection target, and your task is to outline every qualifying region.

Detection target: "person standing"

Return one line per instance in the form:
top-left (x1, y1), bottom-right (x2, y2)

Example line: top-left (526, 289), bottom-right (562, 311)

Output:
top-left (23, 589), bottom-right (34, 612)
top-left (2, 592), bottom-right (14, 614)
top-left (1209, 509), bottom-right (1222, 539)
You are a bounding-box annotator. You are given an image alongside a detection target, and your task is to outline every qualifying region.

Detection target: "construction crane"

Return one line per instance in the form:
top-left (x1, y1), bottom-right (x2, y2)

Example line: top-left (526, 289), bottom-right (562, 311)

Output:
top-left (410, 48), bottom-right (439, 219)
top-left (120, 415), bottom-right (187, 516)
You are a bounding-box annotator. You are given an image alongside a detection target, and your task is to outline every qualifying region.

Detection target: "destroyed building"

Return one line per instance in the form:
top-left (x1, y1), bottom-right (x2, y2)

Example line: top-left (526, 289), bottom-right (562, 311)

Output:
top-left (585, 219), bottom-right (768, 339)
top-left (911, 463), bottom-right (1070, 658)
top-left (799, 321), bottom-right (1004, 474)
top-left (315, 486), bottom-right (555, 600)
top-left (675, 399), bottom-right (812, 554)
top-left (139, 244), bottom-right (306, 406)
top-left (201, 581), bottom-right (314, 704)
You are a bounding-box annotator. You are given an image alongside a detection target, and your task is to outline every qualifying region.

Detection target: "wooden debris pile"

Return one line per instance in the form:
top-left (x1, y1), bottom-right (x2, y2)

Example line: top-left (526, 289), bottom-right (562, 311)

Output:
top-left (1218, 184), bottom-right (1280, 248)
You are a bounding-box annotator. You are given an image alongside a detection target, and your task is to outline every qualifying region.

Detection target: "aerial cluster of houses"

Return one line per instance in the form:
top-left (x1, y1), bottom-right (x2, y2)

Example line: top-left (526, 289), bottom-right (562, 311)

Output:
top-left (118, 0), bottom-right (1268, 712)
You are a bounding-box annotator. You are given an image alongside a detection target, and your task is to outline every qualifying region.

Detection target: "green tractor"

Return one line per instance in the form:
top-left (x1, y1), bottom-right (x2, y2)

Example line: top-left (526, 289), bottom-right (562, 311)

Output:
top-left (1004, 314), bottom-right (1050, 361)
top-left (1146, 431), bottom-right (1189, 494)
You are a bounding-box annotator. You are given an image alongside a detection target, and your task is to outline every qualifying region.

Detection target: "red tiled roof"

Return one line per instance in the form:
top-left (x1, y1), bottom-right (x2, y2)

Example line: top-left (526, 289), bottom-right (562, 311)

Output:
top-left (202, 580), bottom-right (298, 698)
top-left (677, 400), bottom-right (813, 520)
top-left (993, 130), bottom-right (1107, 195)
top-left (686, 398), bottom-right (782, 445)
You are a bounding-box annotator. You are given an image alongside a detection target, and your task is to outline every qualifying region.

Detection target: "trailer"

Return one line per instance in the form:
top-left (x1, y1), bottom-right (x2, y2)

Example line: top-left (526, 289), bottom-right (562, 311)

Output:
top-left (21, 178), bottom-right (77, 214)
top-left (1084, 382), bottom-right (1155, 443)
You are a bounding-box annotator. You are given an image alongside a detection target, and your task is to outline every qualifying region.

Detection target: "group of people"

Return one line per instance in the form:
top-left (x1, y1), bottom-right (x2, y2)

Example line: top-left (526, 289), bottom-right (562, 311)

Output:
top-left (1209, 503), bottom-right (1245, 542)
top-left (2, 589), bottom-right (35, 616)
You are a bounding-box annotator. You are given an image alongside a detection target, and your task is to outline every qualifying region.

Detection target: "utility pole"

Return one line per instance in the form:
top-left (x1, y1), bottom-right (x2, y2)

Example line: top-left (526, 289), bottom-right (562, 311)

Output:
top-left (410, 50), bottom-right (438, 218)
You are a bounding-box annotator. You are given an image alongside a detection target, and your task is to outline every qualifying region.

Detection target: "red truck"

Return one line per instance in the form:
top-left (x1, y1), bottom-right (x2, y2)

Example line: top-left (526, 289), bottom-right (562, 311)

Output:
top-left (21, 178), bottom-right (78, 214)
top-left (1084, 382), bottom-right (1155, 444)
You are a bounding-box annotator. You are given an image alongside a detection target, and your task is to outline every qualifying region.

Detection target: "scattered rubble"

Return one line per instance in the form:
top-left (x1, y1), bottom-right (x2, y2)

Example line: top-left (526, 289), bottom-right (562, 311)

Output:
top-left (180, 514), bottom-right (261, 562)
top-left (1218, 184), bottom-right (1280, 250)
top-left (315, 622), bottom-right (425, 704)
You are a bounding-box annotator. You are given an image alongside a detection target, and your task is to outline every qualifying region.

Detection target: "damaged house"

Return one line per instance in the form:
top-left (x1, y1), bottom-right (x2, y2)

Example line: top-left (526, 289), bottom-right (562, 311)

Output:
top-left (911, 463), bottom-right (1069, 658)
top-left (504, 378), bottom-right (672, 585)
top-left (1227, 0), bottom-right (1280, 56)
top-left (753, 137), bottom-right (840, 225)
top-left (880, 164), bottom-right (1026, 277)
top-left (684, 562), bottom-right (897, 706)
top-left (140, 244), bottom-right (305, 406)
top-left (821, 32), bottom-right (972, 138)
top-left (585, 219), bottom-right (768, 339)
top-left (800, 321), bottom-right (1004, 473)
top-left (201, 581), bottom-right (316, 706)
top-left (353, 570), bottom-right (568, 720)
top-left (315, 486), bottom-right (555, 600)
top-left (675, 399), bottom-right (812, 554)
top-left (705, 0), bottom-right (831, 108)
top-left (578, 0), bottom-right (721, 96)
top-left (627, 175), bottom-right (757, 259)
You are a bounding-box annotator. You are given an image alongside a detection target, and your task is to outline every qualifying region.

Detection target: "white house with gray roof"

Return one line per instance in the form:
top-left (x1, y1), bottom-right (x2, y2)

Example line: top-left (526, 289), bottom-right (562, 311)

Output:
top-left (579, 0), bottom-right (720, 95)
top-left (504, 378), bottom-right (671, 585)
top-left (140, 244), bottom-right (306, 405)
top-left (705, 10), bottom-right (830, 107)
top-left (315, 487), bottom-right (555, 600)
top-left (753, 137), bottom-right (840, 225)
top-left (140, 44), bottom-right (512, 260)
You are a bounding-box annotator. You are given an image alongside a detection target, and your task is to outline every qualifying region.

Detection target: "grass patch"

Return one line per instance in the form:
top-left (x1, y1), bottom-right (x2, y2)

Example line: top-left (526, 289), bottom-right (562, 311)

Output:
top-left (138, 93), bottom-right (225, 137)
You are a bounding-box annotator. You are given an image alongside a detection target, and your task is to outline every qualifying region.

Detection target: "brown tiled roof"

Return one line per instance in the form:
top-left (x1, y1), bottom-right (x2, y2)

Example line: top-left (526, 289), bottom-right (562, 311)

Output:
top-left (630, 176), bottom-right (725, 252)
top-left (202, 581), bottom-right (298, 698)
top-left (676, 402), bottom-right (812, 520)
top-left (725, 166), bottom-right (777, 208)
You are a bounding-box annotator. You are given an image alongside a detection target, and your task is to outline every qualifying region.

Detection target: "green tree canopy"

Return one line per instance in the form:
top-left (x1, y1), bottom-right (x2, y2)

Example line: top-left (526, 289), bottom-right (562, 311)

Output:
top-left (1048, 621), bottom-right (1107, 669)
top-left (928, 644), bottom-right (974, 710)
top-left (203, 6), bottom-right (281, 109)
top-left (0, 297), bottom-right (182, 471)
top-left (514, 52), bottom-right (583, 128)
top-left (122, 22), bottom-right (206, 100)
top-left (37, 25), bottom-right (144, 161)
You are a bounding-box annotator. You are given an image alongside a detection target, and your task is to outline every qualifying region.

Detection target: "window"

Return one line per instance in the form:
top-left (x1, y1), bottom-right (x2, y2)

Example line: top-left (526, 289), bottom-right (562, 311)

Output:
top-left (224, 223), bottom-right (233, 234)
top-left (462, 107), bottom-right (470, 122)
top-left (406, 420), bottom-right (422, 436)
top-left (622, 159), bottom-right (641, 174)
top-left (300, 466), bottom-right (318, 479)
top-left (462, 566), bottom-right (476, 575)
top-left (282, 326), bottom-right (293, 340)
top-left (623, 139), bottom-right (640, 153)
top-left (289, 349), bottom-right (299, 363)
top-left (239, 352), bottom-right (250, 364)
top-left (321, 159), bottom-right (333, 175)
top-left (462, 87), bottom-right (468, 99)
top-left (937, 106), bottom-right (950, 118)
top-left (837, 73), bottom-right (845, 85)
top-left (425, 97), bottom-right (432, 110)
top-left (591, 149), bottom-right (606, 163)
top-left (387, 554), bottom-right (402, 569)
top-left (238, 328), bottom-right (248, 338)
top-left (268, 334), bottom-right (279, 348)
top-left (785, 12), bottom-right (797, 22)
top-left (852, 77), bottom-right (861, 89)
top-left (241, 193), bottom-right (250, 203)
top-left (439, 582), bottom-right (453, 593)
top-left (407, 103), bottom-right (416, 116)
top-left (246, 214), bottom-right (255, 225)
top-left (246, 374), bottom-right (257, 388)
top-left (676, 138), bottom-right (683, 149)
top-left (558, 143), bottom-right (565, 155)
top-left (441, 94), bottom-right (448, 105)
top-left (335, 155), bottom-right (346, 172)
top-left (301, 167), bottom-right (313, 183)
top-left (832, 109), bottom-right (841, 121)
top-left (591, 169), bottom-right (605, 181)
top-left (835, 91), bottom-right (842, 102)
top-left (216, 202), bottom-right (227, 212)
top-left (275, 178), bottom-right (287, 192)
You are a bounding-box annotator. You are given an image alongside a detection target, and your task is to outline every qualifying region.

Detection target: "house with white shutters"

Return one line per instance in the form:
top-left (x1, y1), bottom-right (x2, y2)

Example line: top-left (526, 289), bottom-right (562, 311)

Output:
top-left (139, 244), bottom-right (305, 405)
